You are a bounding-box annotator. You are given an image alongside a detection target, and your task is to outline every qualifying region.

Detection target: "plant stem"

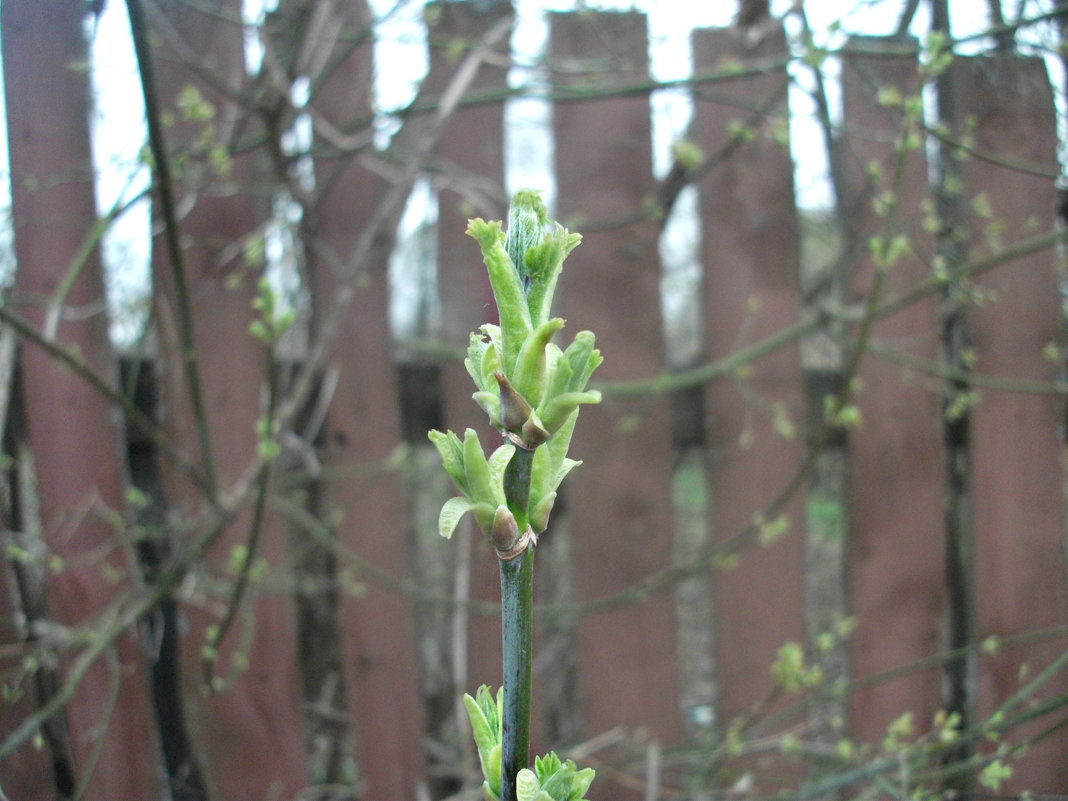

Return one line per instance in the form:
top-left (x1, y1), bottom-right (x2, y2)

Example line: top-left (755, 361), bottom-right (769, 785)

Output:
top-left (503, 443), bottom-right (534, 531)
top-left (499, 445), bottom-right (536, 801)
top-left (499, 547), bottom-right (534, 801)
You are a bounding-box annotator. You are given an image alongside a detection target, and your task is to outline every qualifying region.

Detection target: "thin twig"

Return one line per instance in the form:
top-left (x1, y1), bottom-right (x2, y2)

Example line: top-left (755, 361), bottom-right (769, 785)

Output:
top-left (600, 225), bottom-right (1068, 399)
top-left (0, 305), bottom-right (212, 497)
top-left (0, 321), bottom-right (17, 448)
top-left (126, 0), bottom-right (219, 494)
top-left (870, 341), bottom-right (1068, 395)
top-left (202, 344), bottom-right (280, 688)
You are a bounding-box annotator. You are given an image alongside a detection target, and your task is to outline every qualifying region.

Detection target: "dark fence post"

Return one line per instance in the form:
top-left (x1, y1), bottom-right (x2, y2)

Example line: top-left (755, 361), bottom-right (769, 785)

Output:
top-left (955, 54), bottom-right (1068, 791)
top-left (839, 37), bottom-right (946, 744)
top-left (691, 26), bottom-right (806, 731)
top-left (550, 9), bottom-right (681, 785)
top-left (1, 1), bottom-right (164, 797)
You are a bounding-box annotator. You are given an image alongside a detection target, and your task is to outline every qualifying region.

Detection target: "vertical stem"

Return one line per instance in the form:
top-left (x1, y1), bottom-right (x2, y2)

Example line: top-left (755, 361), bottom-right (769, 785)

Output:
top-left (504, 443), bottom-right (534, 531)
top-left (499, 445), bottom-right (536, 801)
top-left (499, 547), bottom-right (534, 801)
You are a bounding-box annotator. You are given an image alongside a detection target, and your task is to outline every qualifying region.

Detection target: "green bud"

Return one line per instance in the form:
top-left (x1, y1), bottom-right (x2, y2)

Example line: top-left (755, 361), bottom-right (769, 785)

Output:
top-left (560, 330), bottom-right (603, 392)
top-left (505, 189), bottom-right (548, 287)
top-left (514, 751), bottom-right (596, 801)
top-left (464, 686), bottom-right (504, 799)
top-left (445, 192), bottom-right (600, 549)
top-left (495, 371), bottom-right (534, 434)
top-left (429, 429), bottom-right (515, 538)
top-left (535, 330), bottom-right (602, 436)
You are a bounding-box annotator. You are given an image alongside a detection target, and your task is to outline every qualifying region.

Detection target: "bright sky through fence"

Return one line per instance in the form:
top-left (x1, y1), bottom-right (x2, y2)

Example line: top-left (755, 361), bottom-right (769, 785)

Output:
top-left (0, 0), bottom-right (1053, 344)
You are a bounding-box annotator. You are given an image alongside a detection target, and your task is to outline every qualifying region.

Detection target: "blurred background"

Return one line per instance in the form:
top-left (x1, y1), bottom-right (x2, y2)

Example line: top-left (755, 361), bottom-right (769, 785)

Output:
top-left (1, 1), bottom-right (1067, 799)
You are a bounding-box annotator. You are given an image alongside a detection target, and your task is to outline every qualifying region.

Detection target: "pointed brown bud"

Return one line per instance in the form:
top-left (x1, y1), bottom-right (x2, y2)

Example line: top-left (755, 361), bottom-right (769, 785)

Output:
top-left (490, 504), bottom-right (520, 554)
top-left (494, 371), bottom-right (533, 434)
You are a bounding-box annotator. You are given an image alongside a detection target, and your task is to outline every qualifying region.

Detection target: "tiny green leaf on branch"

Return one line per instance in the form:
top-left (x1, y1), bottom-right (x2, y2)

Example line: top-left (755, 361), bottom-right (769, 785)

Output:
top-left (428, 428), bottom-right (514, 543)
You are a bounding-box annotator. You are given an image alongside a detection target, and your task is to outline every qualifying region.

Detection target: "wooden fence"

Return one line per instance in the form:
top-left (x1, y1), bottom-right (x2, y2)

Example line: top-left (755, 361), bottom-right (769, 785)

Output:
top-left (2, 3), bottom-right (1067, 800)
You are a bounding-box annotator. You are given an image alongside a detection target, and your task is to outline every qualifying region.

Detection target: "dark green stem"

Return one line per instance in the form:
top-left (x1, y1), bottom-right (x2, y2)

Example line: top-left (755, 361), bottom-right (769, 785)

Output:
top-left (499, 547), bottom-right (534, 801)
top-left (503, 443), bottom-right (534, 531)
top-left (499, 445), bottom-right (536, 801)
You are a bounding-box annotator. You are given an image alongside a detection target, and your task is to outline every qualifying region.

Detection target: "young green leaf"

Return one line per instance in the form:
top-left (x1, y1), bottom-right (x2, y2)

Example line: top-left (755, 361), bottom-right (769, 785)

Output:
top-left (511, 317), bottom-right (566, 408)
top-left (428, 429), bottom-right (468, 494)
top-left (466, 330), bottom-right (498, 393)
top-left (487, 442), bottom-right (517, 497)
top-left (528, 491), bottom-right (557, 535)
top-left (467, 218), bottom-right (532, 373)
top-left (524, 223), bottom-right (582, 329)
top-left (439, 497), bottom-right (493, 539)
top-left (537, 390), bottom-right (602, 437)
top-left (473, 391), bottom-right (502, 430)
top-left (463, 428), bottom-right (497, 506)
top-left (464, 686), bottom-right (504, 799)
top-left (516, 768), bottom-right (547, 801)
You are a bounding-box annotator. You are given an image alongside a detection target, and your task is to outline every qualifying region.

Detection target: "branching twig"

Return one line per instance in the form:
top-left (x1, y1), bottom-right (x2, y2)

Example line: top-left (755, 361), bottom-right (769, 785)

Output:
top-left (600, 225), bottom-right (1068, 399)
top-left (0, 12), bottom-right (515, 763)
top-left (223, 14), bottom-right (513, 519)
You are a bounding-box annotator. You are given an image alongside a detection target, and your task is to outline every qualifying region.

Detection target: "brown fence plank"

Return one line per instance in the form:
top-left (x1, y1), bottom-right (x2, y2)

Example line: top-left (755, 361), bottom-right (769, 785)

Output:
top-left (955, 54), bottom-right (1068, 791)
top-left (425, 1), bottom-right (512, 790)
top-left (147, 3), bottom-right (308, 798)
top-left (691, 27), bottom-right (806, 730)
top-left (550, 9), bottom-right (681, 780)
top-left (2, 2), bottom-right (164, 796)
top-left (303, 3), bottom-right (424, 795)
top-left (429, 0), bottom-right (511, 672)
top-left (839, 38), bottom-right (945, 744)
